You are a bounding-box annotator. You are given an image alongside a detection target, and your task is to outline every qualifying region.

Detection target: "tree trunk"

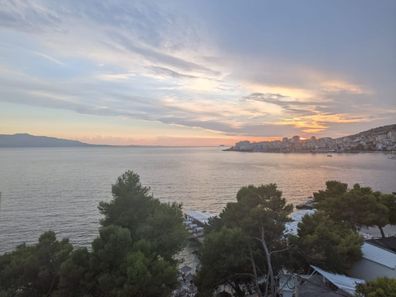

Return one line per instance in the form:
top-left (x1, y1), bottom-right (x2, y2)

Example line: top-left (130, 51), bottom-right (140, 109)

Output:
top-left (378, 225), bottom-right (385, 238)
top-left (249, 246), bottom-right (263, 297)
top-left (263, 273), bottom-right (269, 297)
top-left (234, 284), bottom-right (245, 297)
top-left (260, 226), bottom-right (275, 297)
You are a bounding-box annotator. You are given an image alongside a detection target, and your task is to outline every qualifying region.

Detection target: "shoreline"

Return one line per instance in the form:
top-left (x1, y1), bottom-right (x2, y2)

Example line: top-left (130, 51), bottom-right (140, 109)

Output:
top-left (224, 148), bottom-right (395, 154)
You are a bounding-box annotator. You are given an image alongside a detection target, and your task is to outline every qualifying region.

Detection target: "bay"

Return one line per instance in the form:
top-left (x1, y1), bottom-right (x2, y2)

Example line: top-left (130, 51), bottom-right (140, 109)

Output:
top-left (0, 147), bottom-right (395, 253)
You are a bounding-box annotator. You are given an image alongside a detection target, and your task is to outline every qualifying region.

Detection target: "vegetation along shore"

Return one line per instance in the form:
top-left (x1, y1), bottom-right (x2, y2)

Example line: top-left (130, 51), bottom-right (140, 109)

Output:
top-left (1, 171), bottom-right (395, 297)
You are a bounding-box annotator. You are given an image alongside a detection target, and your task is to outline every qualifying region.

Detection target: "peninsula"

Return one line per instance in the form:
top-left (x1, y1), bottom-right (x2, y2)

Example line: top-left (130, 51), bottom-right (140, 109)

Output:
top-left (227, 124), bottom-right (396, 153)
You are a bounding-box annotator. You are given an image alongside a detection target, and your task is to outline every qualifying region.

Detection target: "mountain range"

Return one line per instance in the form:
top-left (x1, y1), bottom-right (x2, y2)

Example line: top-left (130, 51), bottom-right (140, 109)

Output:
top-left (0, 133), bottom-right (95, 147)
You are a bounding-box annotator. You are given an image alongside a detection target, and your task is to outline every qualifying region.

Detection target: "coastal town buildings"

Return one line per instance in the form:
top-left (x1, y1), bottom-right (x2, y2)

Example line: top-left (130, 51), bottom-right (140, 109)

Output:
top-left (229, 124), bottom-right (396, 153)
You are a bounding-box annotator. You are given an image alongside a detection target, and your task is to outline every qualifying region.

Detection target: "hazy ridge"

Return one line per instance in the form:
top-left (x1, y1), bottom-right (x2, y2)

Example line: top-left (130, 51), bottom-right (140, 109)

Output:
top-left (0, 133), bottom-right (94, 147)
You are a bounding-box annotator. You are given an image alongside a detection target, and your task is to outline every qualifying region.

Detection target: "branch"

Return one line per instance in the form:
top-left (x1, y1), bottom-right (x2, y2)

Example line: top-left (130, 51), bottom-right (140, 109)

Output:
top-left (270, 247), bottom-right (289, 255)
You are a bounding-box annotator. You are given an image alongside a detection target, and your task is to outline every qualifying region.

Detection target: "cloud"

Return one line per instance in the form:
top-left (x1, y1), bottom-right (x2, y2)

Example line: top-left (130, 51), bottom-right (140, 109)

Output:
top-left (243, 92), bottom-right (386, 134)
top-left (0, 0), bottom-right (394, 142)
top-left (0, 63), bottom-right (393, 139)
top-left (244, 92), bottom-right (320, 115)
top-left (0, 0), bottom-right (61, 32)
top-left (0, 68), bottom-right (289, 137)
top-left (320, 80), bottom-right (366, 95)
top-left (109, 32), bottom-right (220, 76)
top-left (0, 0), bottom-right (220, 78)
top-left (148, 66), bottom-right (199, 79)
top-left (280, 113), bottom-right (368, 134)
top-left (31, 51), bottom-right (65, 66)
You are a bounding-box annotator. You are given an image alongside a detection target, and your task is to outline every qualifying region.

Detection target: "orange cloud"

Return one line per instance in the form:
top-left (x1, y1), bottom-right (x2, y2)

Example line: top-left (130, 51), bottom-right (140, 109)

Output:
top-left (321, 80), bottom-right (366, 94)
top-left (280, 113), bottom-right (366, 133)
top-left (245, 83), bottom-right (316, 100)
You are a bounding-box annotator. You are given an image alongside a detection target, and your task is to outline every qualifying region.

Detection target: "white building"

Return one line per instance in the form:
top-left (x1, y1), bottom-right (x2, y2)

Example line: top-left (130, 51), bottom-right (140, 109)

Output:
top-left (279, 266), bottom-right (365, 297)
top-left (184, 210), bottom-right (216, 240)
top-left (349, 239), bottom-right (396, 281)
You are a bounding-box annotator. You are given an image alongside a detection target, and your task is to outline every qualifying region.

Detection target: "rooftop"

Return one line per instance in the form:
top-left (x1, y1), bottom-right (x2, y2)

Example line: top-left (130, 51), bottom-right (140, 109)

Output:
top-left (310, 265), bottom-right (364, 296)
top-left (361, 242), bottom-right (396, 269)
top-left (366, 236), bottom-right (396, 253)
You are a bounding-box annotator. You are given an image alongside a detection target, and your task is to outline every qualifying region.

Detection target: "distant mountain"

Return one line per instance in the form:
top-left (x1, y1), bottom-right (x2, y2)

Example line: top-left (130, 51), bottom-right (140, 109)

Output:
top-left (0, 133), bottom-right (95, 147)
top-left (228, 124), bottom-right (396, 153)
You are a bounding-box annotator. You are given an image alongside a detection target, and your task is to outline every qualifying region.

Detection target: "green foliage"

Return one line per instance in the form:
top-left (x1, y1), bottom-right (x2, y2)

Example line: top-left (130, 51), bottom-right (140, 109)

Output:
top-left (195, 227), bottom-right (251, 296)
top-left (380, 194), bottom-right (396, 225)
top-left (0, 170), bottom-right (187, 297)
top-left (292, 181), bottom-right (395, 273)
top-left (314, 181), bottom-right (395, 234)
top-left (99, 171), bottom-right (153, 231)
top-left (197, 184), bottom-right (293, 295)
top-left (91, 171), bottom-right (187, 296)
top-left (126, 245), bottom-right (178, 297)
top-left (88, 225), bottom-right (178, 297)
top-left (99, 170), bottom-right (187, 261)
top-left (0, 231), bottom-right (73, 297)
top-left (214, 184), bottom-right (293, 244)
top-left (356, 277), bottom-right (396, 297)
top-left (55, 248), bottom-right (91, 297)
top-left (291, 212), bottom-right (363, 273)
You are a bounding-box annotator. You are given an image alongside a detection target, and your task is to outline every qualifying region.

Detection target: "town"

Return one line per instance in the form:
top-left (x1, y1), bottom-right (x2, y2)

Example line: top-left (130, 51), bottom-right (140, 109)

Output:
top-left (228, 125), bottom-right (396, 153)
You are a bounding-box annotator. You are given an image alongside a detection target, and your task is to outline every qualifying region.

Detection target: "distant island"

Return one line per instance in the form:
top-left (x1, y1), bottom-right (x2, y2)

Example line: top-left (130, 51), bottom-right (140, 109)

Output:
top-left (227, 124), bottom-right (396, 153)
top-left (0, 133), bottom-right (96, 147)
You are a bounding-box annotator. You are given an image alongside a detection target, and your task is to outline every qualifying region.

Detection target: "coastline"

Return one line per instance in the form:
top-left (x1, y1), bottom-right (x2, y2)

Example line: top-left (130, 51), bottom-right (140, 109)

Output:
top-left (224, 148), bottom-right (396, 154)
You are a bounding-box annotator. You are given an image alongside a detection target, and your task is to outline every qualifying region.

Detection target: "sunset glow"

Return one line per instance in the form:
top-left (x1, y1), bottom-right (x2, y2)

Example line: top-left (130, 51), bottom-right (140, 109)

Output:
top-left (0, 1), bottom-right (395, 145)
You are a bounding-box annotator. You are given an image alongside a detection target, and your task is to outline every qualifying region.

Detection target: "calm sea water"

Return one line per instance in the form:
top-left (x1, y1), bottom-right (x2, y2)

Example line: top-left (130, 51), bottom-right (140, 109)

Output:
top-left (0, 147), bottom-right (395, 253)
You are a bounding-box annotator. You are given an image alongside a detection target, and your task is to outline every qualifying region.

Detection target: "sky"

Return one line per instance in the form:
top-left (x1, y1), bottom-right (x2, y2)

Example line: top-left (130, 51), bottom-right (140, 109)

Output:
top-left (0, 0), bottom-right (395, 146)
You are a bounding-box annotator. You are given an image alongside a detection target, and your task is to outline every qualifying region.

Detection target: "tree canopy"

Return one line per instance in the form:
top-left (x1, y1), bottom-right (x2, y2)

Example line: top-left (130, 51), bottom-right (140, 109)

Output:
top-left (356, 277), bottom-right (396, 297)
top-left (196, 227), bottom-right (252, 297)
top-left (314, 181), bottom-right (396, 237)
top-left (290, 212), bottom-right (363, 273)
top-left (0, 170), bottom-right (187, 297)
top-left (196, 184), bottom-right (293, 297)
top-left (99, 170), bottom-right (187, 261)
top-left (0, 231), bottom-right (73, 297)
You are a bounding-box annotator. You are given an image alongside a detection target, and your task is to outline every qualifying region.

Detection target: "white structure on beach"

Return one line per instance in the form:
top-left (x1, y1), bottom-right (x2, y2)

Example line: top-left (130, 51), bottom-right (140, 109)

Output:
top-left (284, 208), bottom-right (396, 289)
top-left (279, 265), bottom-right (365, 297)
top-left (284, 209), bottom-right (315, 236)
top-left (349, 240), bottom-right (396, 281)
top-left (184, 210), bottom-right (216, 240)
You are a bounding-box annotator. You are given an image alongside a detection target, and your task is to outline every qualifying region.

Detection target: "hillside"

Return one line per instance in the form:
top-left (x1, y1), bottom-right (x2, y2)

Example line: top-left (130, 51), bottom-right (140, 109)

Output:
top-left (337, 125), bottom-right (396, 151)
top-left (228, 124), bottom-right (396, 153)
top-left (0, 133), bottom-right (94, 147)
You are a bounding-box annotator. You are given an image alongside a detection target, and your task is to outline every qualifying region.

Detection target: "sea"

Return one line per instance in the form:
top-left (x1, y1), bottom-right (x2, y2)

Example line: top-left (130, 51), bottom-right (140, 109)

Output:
top-left (0, 147), bottom-right (395, 254)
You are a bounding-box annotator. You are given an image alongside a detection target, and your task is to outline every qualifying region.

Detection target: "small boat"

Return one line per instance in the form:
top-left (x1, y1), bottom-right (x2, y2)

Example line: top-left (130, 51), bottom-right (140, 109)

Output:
top-left (327, 154), bottom-right (333, 157)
